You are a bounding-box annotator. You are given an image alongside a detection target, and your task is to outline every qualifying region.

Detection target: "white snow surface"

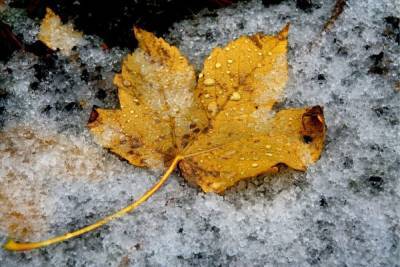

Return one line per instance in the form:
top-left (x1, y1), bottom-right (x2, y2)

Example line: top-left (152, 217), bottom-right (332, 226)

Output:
top-left (0, 0), bottom-right (399, 266)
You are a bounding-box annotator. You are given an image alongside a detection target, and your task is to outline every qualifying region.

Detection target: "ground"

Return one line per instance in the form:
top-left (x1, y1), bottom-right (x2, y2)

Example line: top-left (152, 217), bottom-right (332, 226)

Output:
top-left (0, 0), bottom-right (399, 266)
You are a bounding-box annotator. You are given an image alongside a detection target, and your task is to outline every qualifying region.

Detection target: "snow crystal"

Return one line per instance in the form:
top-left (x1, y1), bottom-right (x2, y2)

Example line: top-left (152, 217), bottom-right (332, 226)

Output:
top-left (1, 0), bottom-right (399, 266)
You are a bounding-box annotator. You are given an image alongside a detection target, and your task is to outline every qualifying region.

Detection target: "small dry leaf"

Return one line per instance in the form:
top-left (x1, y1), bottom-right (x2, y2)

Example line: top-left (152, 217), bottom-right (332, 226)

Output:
top-left (88, 26), bottom-right (326, 193)
top-left (38, 8), bottom-right (83, 56)
top-left (0, 0), bottom-right (7, 12)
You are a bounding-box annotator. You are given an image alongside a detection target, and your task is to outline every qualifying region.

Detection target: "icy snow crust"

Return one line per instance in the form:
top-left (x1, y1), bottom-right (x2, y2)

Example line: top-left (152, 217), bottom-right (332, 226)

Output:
top-left (1, 0), bottom-right (399, 266)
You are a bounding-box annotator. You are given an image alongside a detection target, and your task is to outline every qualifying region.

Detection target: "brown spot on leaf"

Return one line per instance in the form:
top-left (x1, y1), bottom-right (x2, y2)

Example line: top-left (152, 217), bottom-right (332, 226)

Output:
top-left (193, 128), bottom-right (201, 134)
top-left (302, 106), bottom-right (325, 134)
top-left (130, 137), bottom-right (143, 149)
top-left (248, 34), bottom-right (263, 49)
top-left (181, 133), bottom-right (191, 148)
top-left (163, 147), bottom-right (177, 165)
top-left (160, 47), bottom-right (170, 60)
top-left (303, 135), bottom-right (313, 144)
top-left (88, 108), bottom-right (99, 123)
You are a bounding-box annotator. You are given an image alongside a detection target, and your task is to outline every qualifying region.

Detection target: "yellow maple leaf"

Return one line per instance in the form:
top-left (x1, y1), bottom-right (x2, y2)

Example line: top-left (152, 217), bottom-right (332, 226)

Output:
top-left (88, 26), bottom-right (325, 193)
top-left (38, 8), bottom-right (83, 56)
top-left (4, 25), bottom-right (326, 251)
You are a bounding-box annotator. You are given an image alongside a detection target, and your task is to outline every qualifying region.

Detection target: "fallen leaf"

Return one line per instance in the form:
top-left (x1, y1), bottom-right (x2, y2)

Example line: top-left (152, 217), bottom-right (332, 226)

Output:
top-left (0, 129), bottom-right (50, 241)
top-left (89, 25), bottom-right (326, 193)
top-left (38, 8), bottom-right (83, 56)
top-left (4, 25), bottom-right (326, 251)
top-left (0, 0), bottom-right (7, 12)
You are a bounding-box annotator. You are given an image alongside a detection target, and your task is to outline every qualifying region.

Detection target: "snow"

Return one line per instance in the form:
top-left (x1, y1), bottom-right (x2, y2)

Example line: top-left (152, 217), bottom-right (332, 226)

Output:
top-left (1, 0), bottom-right (399, 266)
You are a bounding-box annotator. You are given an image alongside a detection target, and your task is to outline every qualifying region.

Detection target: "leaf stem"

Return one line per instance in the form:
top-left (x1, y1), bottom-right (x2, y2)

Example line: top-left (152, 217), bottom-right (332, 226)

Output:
top-left (3, 155), bottom-right (183, 251)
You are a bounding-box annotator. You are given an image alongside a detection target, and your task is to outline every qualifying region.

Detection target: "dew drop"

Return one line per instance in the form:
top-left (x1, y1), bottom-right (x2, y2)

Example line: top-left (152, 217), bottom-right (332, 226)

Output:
top-left (265, 145), bottom-right (271, 149)
top-left (215, 62), bottom-right (222, 68)
top-left (265, 153), bottom-right (273, 157)
top-left (207, 101), bottom-right (218, 115)
top-left (204, 78), bottom-right (215, 86)
top-left (199, 73), bottom-right (204, 78)
top-left (252, 163), bottom-right (259, 168)
top-left (204, 93), bottom-right (210, 99)
top-left (123, 80), bottom-right (132, 86)
top-left (268, 52), bottom-right (272, 56)
top-left (230, 92), bottom-right (241, 101)
top-left (227, 59), bottom-right (233, 64)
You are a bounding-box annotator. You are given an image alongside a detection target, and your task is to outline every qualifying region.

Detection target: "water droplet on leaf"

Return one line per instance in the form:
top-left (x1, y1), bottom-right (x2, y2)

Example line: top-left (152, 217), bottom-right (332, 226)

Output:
top-left (204, 78), bottom-right (215, 86)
